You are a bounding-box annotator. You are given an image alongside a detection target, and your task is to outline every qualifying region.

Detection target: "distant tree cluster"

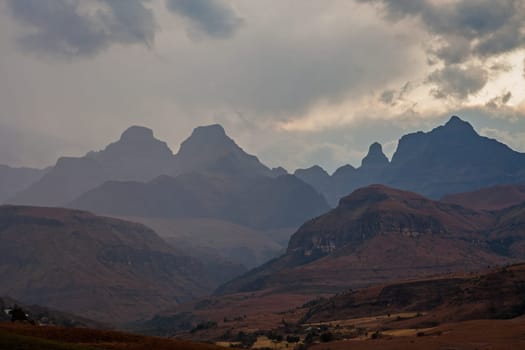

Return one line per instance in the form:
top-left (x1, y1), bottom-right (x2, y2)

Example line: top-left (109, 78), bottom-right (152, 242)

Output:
top-left (8, 305), bottom-right (35, 325)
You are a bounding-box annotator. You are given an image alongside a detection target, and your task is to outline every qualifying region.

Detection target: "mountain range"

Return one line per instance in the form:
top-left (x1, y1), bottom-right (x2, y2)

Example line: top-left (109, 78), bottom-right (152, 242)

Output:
top-left (295, 116), bottom-right (525, 205)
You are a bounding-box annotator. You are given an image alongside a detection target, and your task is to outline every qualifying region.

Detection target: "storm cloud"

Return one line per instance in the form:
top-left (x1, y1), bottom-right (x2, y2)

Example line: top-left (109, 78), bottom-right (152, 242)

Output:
top-left (359, 0), bottom-right (525, 99)
top-left (5, 0), bottom-right (155, 57)
top-left (0, 0), bottom-right (523, 171)
top-left (362, 0), bottom-right (525, 63)
top-left (428, 64), bottom-right (489, 99)
top-left (166, 0), bottom-right (242, 39)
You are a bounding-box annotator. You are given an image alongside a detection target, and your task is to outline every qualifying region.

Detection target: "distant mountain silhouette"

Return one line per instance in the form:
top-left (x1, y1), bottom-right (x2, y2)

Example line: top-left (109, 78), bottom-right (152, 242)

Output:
top-left (9, 124), bottom-right (294, 207)
top-left (386, 116), bottom-right (525, 197)
top-left (173, 124), bottom-right (274, 178)
top-left (0, 165), bottom-right (46, 204)
top-left (361, 142), bottom-right (389, 169)
top-left (294, 165), bottom-right (331, 197)
top-left (10, 126), bottom-right (176, 206)
top-left (295, 116), bottom-right (525, 205)
top-left (295, 142), bottom-right (390, 205)
top-left (70, 172), bottom-right (330, 230)
top-left (216, 184), bottom-right (523, 295)
top-left (0, 205), bottom-right (243, 323)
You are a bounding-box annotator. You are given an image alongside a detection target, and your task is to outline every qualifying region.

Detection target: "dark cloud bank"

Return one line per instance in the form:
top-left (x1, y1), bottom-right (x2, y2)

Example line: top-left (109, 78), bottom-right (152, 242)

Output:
top-left (5, 0), bottom-right (241, 57)
top-left (363, 0), bottom-right (525, 99)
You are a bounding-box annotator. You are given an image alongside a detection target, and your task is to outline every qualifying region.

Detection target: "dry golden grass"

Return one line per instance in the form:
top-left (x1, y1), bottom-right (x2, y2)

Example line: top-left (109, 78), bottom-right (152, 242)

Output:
top-left (251, 336), bottom-right (293, 350)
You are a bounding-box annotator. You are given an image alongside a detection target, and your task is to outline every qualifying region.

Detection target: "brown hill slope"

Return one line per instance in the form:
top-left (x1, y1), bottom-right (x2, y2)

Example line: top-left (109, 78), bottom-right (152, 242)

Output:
top-left (122, 217), bottom-right (286, 269)
top-left (302, 263), bottom-right (525, 324)
top-left (0, 296), bottom-right (104, 328)
top-left (442, 184), bottom-right (525, 211)
top-left (133, 264), bottom-right (525, 346)
top-left (216, 185), bottom-right (522, 295)
top-left (0, 206), bottom-right (236, 324)
top-left (0, 323), bottom-right (228, 350)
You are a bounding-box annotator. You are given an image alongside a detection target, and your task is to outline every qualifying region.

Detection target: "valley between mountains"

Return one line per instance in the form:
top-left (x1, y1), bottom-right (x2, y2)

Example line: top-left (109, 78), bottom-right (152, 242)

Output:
top-left (2, 116), bottom-right (525, 349)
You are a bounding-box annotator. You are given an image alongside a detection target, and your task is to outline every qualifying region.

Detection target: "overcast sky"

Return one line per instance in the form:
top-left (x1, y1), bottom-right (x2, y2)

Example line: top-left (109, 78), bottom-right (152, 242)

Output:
top-left (1, 0), bottom-right (524, 173)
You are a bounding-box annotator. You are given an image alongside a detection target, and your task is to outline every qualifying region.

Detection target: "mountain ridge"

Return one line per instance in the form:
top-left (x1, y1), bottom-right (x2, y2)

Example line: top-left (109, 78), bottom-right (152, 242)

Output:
top-left (295, 116), bottom-right (525, 206)
top-left (215, 184), bottom-right (522, 296)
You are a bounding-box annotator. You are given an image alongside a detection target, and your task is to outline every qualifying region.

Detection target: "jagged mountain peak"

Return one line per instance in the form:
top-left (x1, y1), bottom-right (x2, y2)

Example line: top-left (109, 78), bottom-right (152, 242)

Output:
top-left (91, 125), bottom-right (173, 161)
top-left (174, 124), bottom-right (272, 177)
top-left (361, 142), bottom-right (389, 169)
top-left (332, 164), bottom-right (356, 178)
top-left (191, 124), bottom-right (227, 137)
top-left (430, 115), bottom-right (478, 138)
top-left (445, 115), bottom-right (475, 130)
top-left (177, 124), bottom-right (238, 155)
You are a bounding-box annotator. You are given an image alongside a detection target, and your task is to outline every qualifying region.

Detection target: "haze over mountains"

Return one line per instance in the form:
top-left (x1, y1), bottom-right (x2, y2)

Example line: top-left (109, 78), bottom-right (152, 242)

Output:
top-left (9, 124), bottom-right (329, 229)
top-left (2, 115), bottom-right (525, 330)
top-left (4, 116), bottom-right (525, 214)
top-left (0, 165), bottom-right (47, 204)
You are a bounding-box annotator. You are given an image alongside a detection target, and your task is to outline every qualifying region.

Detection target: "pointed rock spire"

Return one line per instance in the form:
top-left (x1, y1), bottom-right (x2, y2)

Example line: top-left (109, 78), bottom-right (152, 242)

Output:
top-left (361, 142), bottom-right (389, 169)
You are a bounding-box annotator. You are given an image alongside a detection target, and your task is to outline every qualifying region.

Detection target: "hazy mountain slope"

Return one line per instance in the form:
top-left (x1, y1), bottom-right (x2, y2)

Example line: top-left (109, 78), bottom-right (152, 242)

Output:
top-left (121, 216), bottom-right (284, 269)
top-left (294, 165), bottom-right (332, 196)
top-left (8, 124), bottom-right (296, 211)
top-left (10, 126), bottom-right (175, 206)
top-left (172, 124), bottom-right (274, 178)
top-left (216, 185), bottom-right (520, 296)
top-left (0, 165), bottom-right (46, 204)
top-left (0, 205), bottom-right (224, 323)
top-left (70, 173), bottom-right (330, 230)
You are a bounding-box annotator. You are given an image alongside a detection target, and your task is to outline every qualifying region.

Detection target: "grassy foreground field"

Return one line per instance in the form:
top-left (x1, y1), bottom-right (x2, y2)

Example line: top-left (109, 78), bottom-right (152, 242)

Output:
top-left (308, 318), bottom-right (525, 350)
top-left (0, 323), bottom-right (229, 350)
